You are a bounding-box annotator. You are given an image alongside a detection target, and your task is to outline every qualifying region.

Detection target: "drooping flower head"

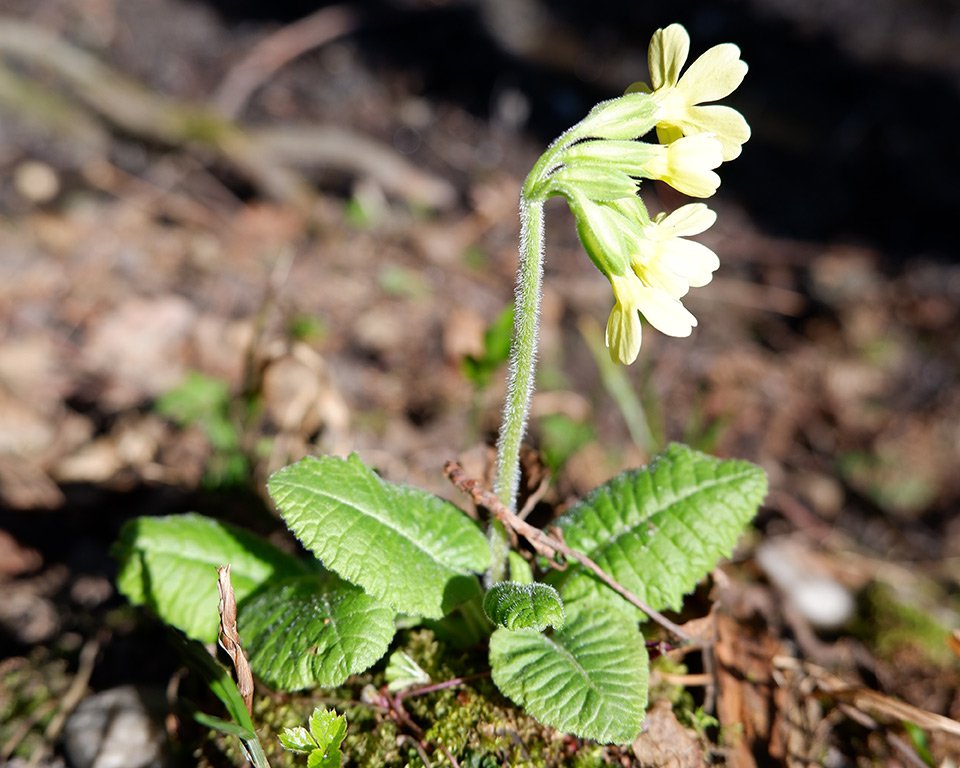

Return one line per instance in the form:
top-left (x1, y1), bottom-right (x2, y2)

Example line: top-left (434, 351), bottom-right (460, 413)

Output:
top-left (628, 23), bottom-right (751, 160)
top-left (569, 195), bottom-right (719, 365)
top-left (519, 23), bottom-right (748, 365)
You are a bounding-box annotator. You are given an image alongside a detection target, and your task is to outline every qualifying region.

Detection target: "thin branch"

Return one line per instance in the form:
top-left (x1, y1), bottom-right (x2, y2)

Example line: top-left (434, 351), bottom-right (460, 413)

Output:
top-left (213, 5), bottom-right (360, 118)
top-left (517, 471), bottom-right (550, 521)
top-left (444, 460), bottom-right (694, 644)
top-left (0, 18), bottom-right (455, 211)
top-left (397, 735), bottom-right (433, 767)
top-left (45, 633), bottom-right (102, 735)
top-left (397, 672), bottom-right (490, 704)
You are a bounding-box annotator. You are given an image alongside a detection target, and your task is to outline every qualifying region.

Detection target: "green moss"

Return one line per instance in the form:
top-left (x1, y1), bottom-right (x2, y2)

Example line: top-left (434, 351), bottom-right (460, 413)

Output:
top-left (198, 628), bottom-right (637, 767)
top-left (852, 582), bottom-right (956, 665)
top-left (0, 650), bottom-right (72, 759)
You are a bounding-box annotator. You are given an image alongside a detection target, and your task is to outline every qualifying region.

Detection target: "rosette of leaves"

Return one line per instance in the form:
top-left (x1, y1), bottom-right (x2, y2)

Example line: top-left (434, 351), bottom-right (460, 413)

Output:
top-left (487, 444), bottom-right (767, 743)
top-left (115, 454), bottom-right (490, 691)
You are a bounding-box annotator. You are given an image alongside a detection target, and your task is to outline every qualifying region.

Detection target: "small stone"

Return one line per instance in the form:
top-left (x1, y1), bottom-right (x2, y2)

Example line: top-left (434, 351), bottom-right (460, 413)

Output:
top-left (755, 539), bottom-right (855, 630)
top-left (0, 588), bottom-right (59, 644)
top-left (14, 160), bottom-right (61, 204)
top-left (62, 686), bottom-right (167, 768)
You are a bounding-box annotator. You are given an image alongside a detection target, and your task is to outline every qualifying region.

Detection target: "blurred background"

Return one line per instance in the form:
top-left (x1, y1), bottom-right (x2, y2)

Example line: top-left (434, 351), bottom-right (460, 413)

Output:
top-left (1, 0), bottom-right (958, 764)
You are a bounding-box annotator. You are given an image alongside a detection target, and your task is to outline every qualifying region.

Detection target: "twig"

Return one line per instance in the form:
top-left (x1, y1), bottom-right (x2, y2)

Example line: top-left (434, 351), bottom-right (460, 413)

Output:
top-left (516, 471), bottom-right (550, 521)
top-left (43, 633), bottom-right (102, 741)
top-left (397, 735), bottom-right (433, 767)
top-left (0, 18), bottom-right (456, 211)
top-left (217, 565), bottom-right (254, 716)
top-left (443, 460), bottom-right (694, 644)
top-left (0, 701), bottom-right (55, 760)
top-left (438, 744), bottom-right (461, 768)
top-left (81, 157), bottom-right (224, 229)
top-left (10, 633), bottom-right (104, 767)
top-left (213, 5), bottom-right (360, 118)
top-left (773, 656), bottom-right (960, 737)
top-left (655, 672), bottom-right (713, 687)
top-left (396, 672), bottom-right (490, 705)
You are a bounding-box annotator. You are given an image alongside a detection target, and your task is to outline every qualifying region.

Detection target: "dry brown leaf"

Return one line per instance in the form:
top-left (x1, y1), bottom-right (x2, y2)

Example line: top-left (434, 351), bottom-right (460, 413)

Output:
top-left (216, 565), bottom-right (254, 716)
top-left (715, 610), bottom-right (783, 767)
top-left (632, 701), bottom-right (705, 768)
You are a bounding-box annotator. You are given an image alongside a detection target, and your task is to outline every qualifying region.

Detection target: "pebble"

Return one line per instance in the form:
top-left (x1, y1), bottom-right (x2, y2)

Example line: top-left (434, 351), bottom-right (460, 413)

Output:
top-left (755, 539), bottom-right (855, 630)
top-left (62, 686), bottom-right (167, 768)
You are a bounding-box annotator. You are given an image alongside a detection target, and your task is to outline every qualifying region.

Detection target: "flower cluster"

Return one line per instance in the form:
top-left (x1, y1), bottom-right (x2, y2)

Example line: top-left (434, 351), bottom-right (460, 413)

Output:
top-left (525, 23), bottom-right (749, 364)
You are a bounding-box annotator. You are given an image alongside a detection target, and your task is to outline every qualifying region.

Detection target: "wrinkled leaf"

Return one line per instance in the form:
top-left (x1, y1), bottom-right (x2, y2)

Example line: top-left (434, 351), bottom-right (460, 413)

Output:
top-left (240, 573), bottom-right (395, 690)
top-left (489, 607), bottom-right (648, 743)
top-left (268, 454), bottom-right (489, 618)
top-left (508, 551), bottom-right (534, 584)
top-left (483, 582), bottom-right (565, 631)
top-left (115, 513), bottom-right (305, 643)
top-left (552, 443), bottom-right (766, 616)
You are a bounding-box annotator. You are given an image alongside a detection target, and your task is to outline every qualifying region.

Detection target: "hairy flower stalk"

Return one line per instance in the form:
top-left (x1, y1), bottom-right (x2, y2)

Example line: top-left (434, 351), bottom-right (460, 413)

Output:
top-left (491, 23), bottom-right (749, 575)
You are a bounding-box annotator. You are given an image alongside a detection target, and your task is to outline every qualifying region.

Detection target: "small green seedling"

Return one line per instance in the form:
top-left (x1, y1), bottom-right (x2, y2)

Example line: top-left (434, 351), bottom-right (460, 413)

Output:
top-left (279, 706), bottom-right (347, 768)
top-left (154, 371), bottom-right (252, 488)
top-left (461, 304), bottom-right (514, 390)
top-left (117, 22), bottom-right (766, 751)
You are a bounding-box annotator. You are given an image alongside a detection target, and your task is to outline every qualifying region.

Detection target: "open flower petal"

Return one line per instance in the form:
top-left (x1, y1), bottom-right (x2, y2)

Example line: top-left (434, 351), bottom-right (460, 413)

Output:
top-left (636, 287), bottom-right (697, 337)
top-left (641, 23), bottom-right (750, 161)
top-left (655, 203), bottom-right (717, 238)
top-left (675, 43), bottom-right (748, 104)
top-left (656, 238), bottom-right (719, 287)
top-left (632, 258), bottom-right (690, 299)
top-left (681, 105), bottom-right (751, 160)
top-left (647, 23), bottom-right (689, 90)
top-left (661, 134), bottom-right (723, 197)
top-left (605, 275), bottom-right (644, 364)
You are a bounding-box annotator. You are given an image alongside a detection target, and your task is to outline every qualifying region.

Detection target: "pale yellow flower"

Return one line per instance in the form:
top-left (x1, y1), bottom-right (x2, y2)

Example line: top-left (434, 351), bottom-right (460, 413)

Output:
top-left (629, 23), bottom-right (750, 161)
top-left (606, 273), bottom-right (645, 366)
top-left (628, 203), bottom-right (720, 295)
top-left (640, 134), bottom-right (723, 198)
top-left (605, 271), bottom-right (698, 365)
top-left (560, 133), bottom-right (723, 198)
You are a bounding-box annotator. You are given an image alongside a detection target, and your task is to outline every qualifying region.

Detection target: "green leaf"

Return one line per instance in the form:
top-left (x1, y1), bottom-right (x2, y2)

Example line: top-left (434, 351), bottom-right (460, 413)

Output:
top-left (115, 514), bottom-right (306, 643)
top-left (170, 632), bottom-right (256, 736)
top-left (282, 707), bottom-right (347, 768)
top-left (385, 650), bottom-right (431, 693)
top-left (278, 726), bottom-right (317, 753)
top-left (195, 713), bottom-right (256, 740)
top-left (239, 573), bottom-right (395, 690)
top-left (155, 372), bottom-right (238, 451)
top-left (308, 749), bottom-right (340, 768)
top-left (308, 707), bottom-right (347, 753)
top-left (461, 305), bottom-right (514, 389)
top-left (268, 454), bottom-right (490, 618)
top-left (489, 607), bottom-right (648, 743)
top-left (508, 551), bottom-right (533, 585)
top-left (552, 443), bottom-right (767, 616)
top-left (170, 633), bottom-right (270, 768)
top-left (483, 582), bottom-right (565, 631)
top-left (545, 164), bottom-right (639, 201)
top-left (538, 413), bottom-right (595, 473)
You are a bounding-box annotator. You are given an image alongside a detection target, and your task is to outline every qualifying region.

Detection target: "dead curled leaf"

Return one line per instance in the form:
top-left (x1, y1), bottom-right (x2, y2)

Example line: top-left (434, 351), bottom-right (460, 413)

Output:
top-left (632, 700), bottom-right (705, 768)
top-left (216, 565), bottom-right (254, 715)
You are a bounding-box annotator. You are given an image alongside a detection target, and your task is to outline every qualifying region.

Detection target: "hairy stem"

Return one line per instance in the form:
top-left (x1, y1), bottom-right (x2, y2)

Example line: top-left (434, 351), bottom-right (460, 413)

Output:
top-left (490, 196), bottom-right (545, 582)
